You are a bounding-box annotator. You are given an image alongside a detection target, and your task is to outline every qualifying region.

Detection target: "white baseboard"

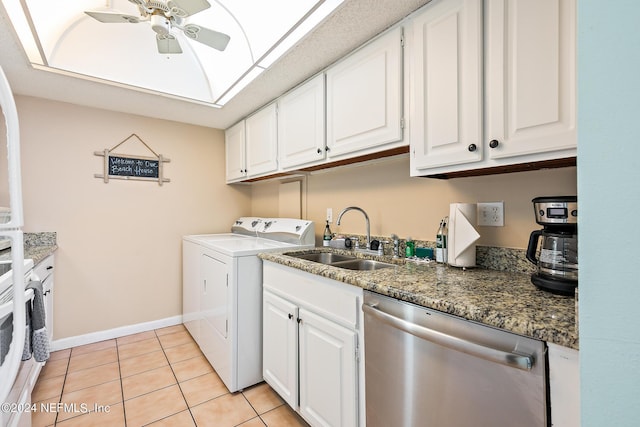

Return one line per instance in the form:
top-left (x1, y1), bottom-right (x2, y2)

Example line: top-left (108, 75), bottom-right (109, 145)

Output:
top-left (50, 315), bottom-right (183, 352)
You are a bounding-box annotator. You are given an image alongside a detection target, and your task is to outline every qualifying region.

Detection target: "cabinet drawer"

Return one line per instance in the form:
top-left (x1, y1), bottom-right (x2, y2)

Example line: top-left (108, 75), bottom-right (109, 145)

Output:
top-left (263, 261), bottom-right (362, 329)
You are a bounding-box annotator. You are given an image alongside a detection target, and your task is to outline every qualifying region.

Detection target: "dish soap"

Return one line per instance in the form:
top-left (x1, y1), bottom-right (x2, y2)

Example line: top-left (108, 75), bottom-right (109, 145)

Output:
top-left (405, 237), bottom-right (415, 257)
top-left (323, 220), bottom-right (333, 247)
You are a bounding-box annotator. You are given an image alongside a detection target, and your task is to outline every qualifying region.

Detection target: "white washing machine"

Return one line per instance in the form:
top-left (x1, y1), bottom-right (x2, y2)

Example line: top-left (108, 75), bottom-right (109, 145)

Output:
top-left (182, 217), bottom-right (315, 392)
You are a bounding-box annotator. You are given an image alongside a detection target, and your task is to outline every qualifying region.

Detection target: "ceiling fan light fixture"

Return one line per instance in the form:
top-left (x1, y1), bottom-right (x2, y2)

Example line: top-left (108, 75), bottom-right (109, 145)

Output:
top-left (150, 13), bottom-right (171, 35)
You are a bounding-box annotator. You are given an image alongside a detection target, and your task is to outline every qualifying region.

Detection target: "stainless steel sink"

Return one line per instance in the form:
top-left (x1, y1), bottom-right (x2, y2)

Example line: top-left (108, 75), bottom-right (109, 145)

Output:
top-left (329, 259), bottom-right (395, 271)
top-left (287, 252), bottom-right (395, 271)
top-left (290, 252), bottom-right (355, 264)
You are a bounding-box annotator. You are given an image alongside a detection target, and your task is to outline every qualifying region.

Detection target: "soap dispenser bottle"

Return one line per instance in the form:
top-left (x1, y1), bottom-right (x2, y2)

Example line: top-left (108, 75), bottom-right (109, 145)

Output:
top-left (323, 220), bottom-right (333, 247)
top-left (405, 237), bottom-right (415, 257)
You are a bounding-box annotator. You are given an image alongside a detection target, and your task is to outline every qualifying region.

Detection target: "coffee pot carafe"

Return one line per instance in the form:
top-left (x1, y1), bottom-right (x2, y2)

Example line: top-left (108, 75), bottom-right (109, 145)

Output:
top-left (526, 196), bottom-right (578, 295)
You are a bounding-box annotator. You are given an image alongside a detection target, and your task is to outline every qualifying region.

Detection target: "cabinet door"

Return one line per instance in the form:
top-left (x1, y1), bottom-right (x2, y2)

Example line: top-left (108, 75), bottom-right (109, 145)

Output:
top-left (263, 291), bottom-right (299, 409)
top-left (245, 102), bottom-right (279, 177)
top-left (485, 0), bottom-right (576, 159)
top-left (279, 74), bottom-right (326, 170)
top-left (225, 121), bottom-right (246, 182)
top-left (199, 253), bottom-right (230, 382)
top-left (299, 308), bottom-right (358, 427)
top-left (410, 0), bottom-right (483, 172)
top-left (548, 343), bottom-right (580, 427)
top-left (326, 27), bottom-right (403, 158)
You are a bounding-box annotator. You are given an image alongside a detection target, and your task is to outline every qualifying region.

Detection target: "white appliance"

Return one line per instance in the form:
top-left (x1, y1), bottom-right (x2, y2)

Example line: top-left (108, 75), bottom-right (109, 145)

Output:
top-left (182, 217), bottom-right (315, 392)
top-left (0, 66), bottom-right (35, 427)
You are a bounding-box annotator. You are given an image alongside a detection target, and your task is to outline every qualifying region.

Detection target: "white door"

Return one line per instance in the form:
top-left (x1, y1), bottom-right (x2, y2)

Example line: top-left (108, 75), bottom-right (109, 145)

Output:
top-left (299, 308), bottom-right (358, 427)
top-left (225, 121), bottom-right (246, 182)
top-left (245, 102), bottom-right (279, 177)
top-left (279, 74), bottom-right (326, 170)
top-left (199, 253), bottom-right (230, 382)
top-left (263, 291), bottom-right (299, 409)
top-left (410, 0), bottom-right (483, 171)
top-left (326, 27), bottom-right (403, 158)
top-left (485, 0), bottom-right (576, 159)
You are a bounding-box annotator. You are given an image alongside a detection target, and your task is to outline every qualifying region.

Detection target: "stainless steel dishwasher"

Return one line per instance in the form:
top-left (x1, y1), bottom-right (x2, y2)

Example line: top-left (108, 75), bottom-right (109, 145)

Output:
top-left (363, 291), bottom-right (548, 427)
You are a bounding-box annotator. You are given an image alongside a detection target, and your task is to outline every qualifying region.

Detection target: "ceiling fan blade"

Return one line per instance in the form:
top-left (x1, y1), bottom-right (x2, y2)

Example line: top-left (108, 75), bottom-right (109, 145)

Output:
top-left (168, 0), bottom-right (211, 17)
top-left (157, 34), bottom-right (183, 54)
top-left (182, 24), bottom-right (230, 51)
top-left (85, 11), bottom-right (140, 24)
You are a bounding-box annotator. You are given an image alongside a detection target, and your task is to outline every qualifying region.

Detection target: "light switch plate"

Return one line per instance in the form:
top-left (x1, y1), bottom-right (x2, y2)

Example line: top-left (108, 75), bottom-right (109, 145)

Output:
top-left (477, 202), bottom-right (504, 226)
top-left (326, 208), bottom-right (333, 223)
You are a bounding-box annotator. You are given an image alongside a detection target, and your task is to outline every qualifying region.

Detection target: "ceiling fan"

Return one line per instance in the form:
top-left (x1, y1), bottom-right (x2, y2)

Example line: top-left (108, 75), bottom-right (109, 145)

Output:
top-left (85, 0), bottom-right (231, 54)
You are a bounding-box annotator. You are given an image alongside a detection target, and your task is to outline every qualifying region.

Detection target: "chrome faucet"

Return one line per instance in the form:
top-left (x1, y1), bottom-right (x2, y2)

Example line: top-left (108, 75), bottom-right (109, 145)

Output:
top-left (336, 206), bottom-right (371, 250)
top-left (390, 234), bottom-right (400, 258)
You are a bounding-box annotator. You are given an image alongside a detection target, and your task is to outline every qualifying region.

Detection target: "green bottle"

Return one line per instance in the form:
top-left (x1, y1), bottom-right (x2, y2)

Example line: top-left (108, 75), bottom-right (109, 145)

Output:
top-left (323, 220), bottom-right (333, 247)
top-left (405, 237), bottom-right (415, 257)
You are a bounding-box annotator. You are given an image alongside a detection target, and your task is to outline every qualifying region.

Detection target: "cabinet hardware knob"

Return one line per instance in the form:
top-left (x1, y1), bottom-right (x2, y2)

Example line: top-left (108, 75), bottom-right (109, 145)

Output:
top-left (297, 318), bottom-right (303, 324)
top-left (489, 139), bottom-right (500, 149)
top-left (317, 148), bottom-right (322, 154)
top-left (325, 146), bottom-right (330, 152)
top-left (468, 144), bottom-right (477, 152)
top-left (288, 313), bottom-right (293, 320)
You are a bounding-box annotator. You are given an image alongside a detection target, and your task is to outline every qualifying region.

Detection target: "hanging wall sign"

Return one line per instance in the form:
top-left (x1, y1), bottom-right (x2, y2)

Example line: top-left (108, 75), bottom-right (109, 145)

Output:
top-left (94, 134), bottom-right (170, 185)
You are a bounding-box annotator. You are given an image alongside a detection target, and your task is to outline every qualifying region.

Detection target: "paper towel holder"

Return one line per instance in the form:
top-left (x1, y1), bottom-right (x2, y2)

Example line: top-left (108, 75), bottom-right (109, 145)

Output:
top-left (448, 203), bottom-right (481, 268)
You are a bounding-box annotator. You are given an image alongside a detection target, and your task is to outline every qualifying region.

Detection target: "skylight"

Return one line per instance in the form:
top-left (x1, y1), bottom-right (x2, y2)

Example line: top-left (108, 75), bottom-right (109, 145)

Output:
top-left (1, 0), bottom-right (344, 107)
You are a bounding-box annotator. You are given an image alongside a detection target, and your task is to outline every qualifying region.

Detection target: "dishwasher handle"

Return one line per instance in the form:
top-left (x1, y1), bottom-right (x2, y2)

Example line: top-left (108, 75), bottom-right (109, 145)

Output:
top-left (362, 302), bottom-right (534, 371)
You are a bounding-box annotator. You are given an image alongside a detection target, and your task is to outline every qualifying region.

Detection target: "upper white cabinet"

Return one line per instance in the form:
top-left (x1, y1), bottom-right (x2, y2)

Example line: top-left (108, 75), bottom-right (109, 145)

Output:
top-left (410, 0), bottom-right (576, 177)
top-left (409, 0), bottom-right (483, 171)
top-left (485, 0), bottom-right (576, 160)
top-left (225, 120), bottom-right (246, 183)
top-left (326, 26), bottom-right (404, 159)
top-left (245, 102), bottom-right (279, 178)
top-left (279, 74), bottom-right (326, 170)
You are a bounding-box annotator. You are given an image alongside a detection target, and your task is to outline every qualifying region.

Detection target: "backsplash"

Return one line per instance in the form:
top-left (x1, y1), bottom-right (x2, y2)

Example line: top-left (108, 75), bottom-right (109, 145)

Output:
top-left (339, 234), bottom-right (535, 274)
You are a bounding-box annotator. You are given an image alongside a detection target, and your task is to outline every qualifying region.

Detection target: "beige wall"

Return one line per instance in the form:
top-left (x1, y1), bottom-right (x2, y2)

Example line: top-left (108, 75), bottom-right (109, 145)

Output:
top-left (17, 96), bottom-right (251, 340)
top-left (251, 155), bottom-right (577, 249)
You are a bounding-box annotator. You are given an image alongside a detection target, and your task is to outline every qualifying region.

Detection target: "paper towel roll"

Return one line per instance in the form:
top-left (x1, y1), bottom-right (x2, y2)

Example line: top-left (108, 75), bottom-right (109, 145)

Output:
top-left (448, 203), bottom-right (480, 268)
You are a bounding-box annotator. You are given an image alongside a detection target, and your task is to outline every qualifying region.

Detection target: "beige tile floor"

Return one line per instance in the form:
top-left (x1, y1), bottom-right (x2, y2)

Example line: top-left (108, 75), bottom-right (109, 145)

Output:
top-left (31, 324), bottom-right (309, 427)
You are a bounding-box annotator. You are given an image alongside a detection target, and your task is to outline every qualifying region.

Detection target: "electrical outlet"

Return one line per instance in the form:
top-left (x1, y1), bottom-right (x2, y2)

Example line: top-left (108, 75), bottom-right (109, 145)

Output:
top-left (326, 208), bottom-right (333, 223)
top-left (477, 202), bottom-right (504, 227)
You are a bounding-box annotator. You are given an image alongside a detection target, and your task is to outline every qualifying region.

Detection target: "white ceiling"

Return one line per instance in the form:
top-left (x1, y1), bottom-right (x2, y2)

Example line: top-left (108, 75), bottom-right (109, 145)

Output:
top-left (0, 0), bottom-right (431, 129)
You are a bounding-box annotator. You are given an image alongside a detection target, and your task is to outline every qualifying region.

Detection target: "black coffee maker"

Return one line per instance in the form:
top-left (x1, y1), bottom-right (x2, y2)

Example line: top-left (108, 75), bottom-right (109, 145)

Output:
top-left (526, 196), bottom-right (578, 295)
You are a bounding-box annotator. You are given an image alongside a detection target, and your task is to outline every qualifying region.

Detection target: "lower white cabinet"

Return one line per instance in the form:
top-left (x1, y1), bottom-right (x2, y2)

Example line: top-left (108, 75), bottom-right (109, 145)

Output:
top-left (262, 261), bottom-right (363, 427)
top-left (548, 342), bottom-right (580, 427)
top-left (35, 255), bottom-right (55, 343)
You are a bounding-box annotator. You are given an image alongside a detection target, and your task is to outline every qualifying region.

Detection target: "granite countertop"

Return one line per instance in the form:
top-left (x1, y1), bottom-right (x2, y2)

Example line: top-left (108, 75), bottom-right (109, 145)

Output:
top-left (0, 232), bottom-right (58, 266)
top-left (24, 244), bottom-right (57, 265)
top-left (259, 248), bottom-right (578, 350)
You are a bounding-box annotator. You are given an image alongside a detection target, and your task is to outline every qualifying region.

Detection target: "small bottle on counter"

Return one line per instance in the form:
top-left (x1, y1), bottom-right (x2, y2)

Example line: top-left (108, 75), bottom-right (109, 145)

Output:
top-left (436, 219), bottom-right (448, 263)
top-left (323, 220), bottom-right (333, 247)
top-left (442, 217), bottom-right (448, 263)
top-left (405, 237), bottom-right (415, 257)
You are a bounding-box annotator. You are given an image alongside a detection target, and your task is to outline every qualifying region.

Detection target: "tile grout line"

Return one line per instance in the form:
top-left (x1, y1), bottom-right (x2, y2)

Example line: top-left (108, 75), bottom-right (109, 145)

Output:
top-left (239, 391), bottom-right (268, 427)
top-left (52, 350), bottom-right (72, 426)
top-left (154, 328), bottom-right (200, 427)
top-left (115, 337), bottom-right (127, 427)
